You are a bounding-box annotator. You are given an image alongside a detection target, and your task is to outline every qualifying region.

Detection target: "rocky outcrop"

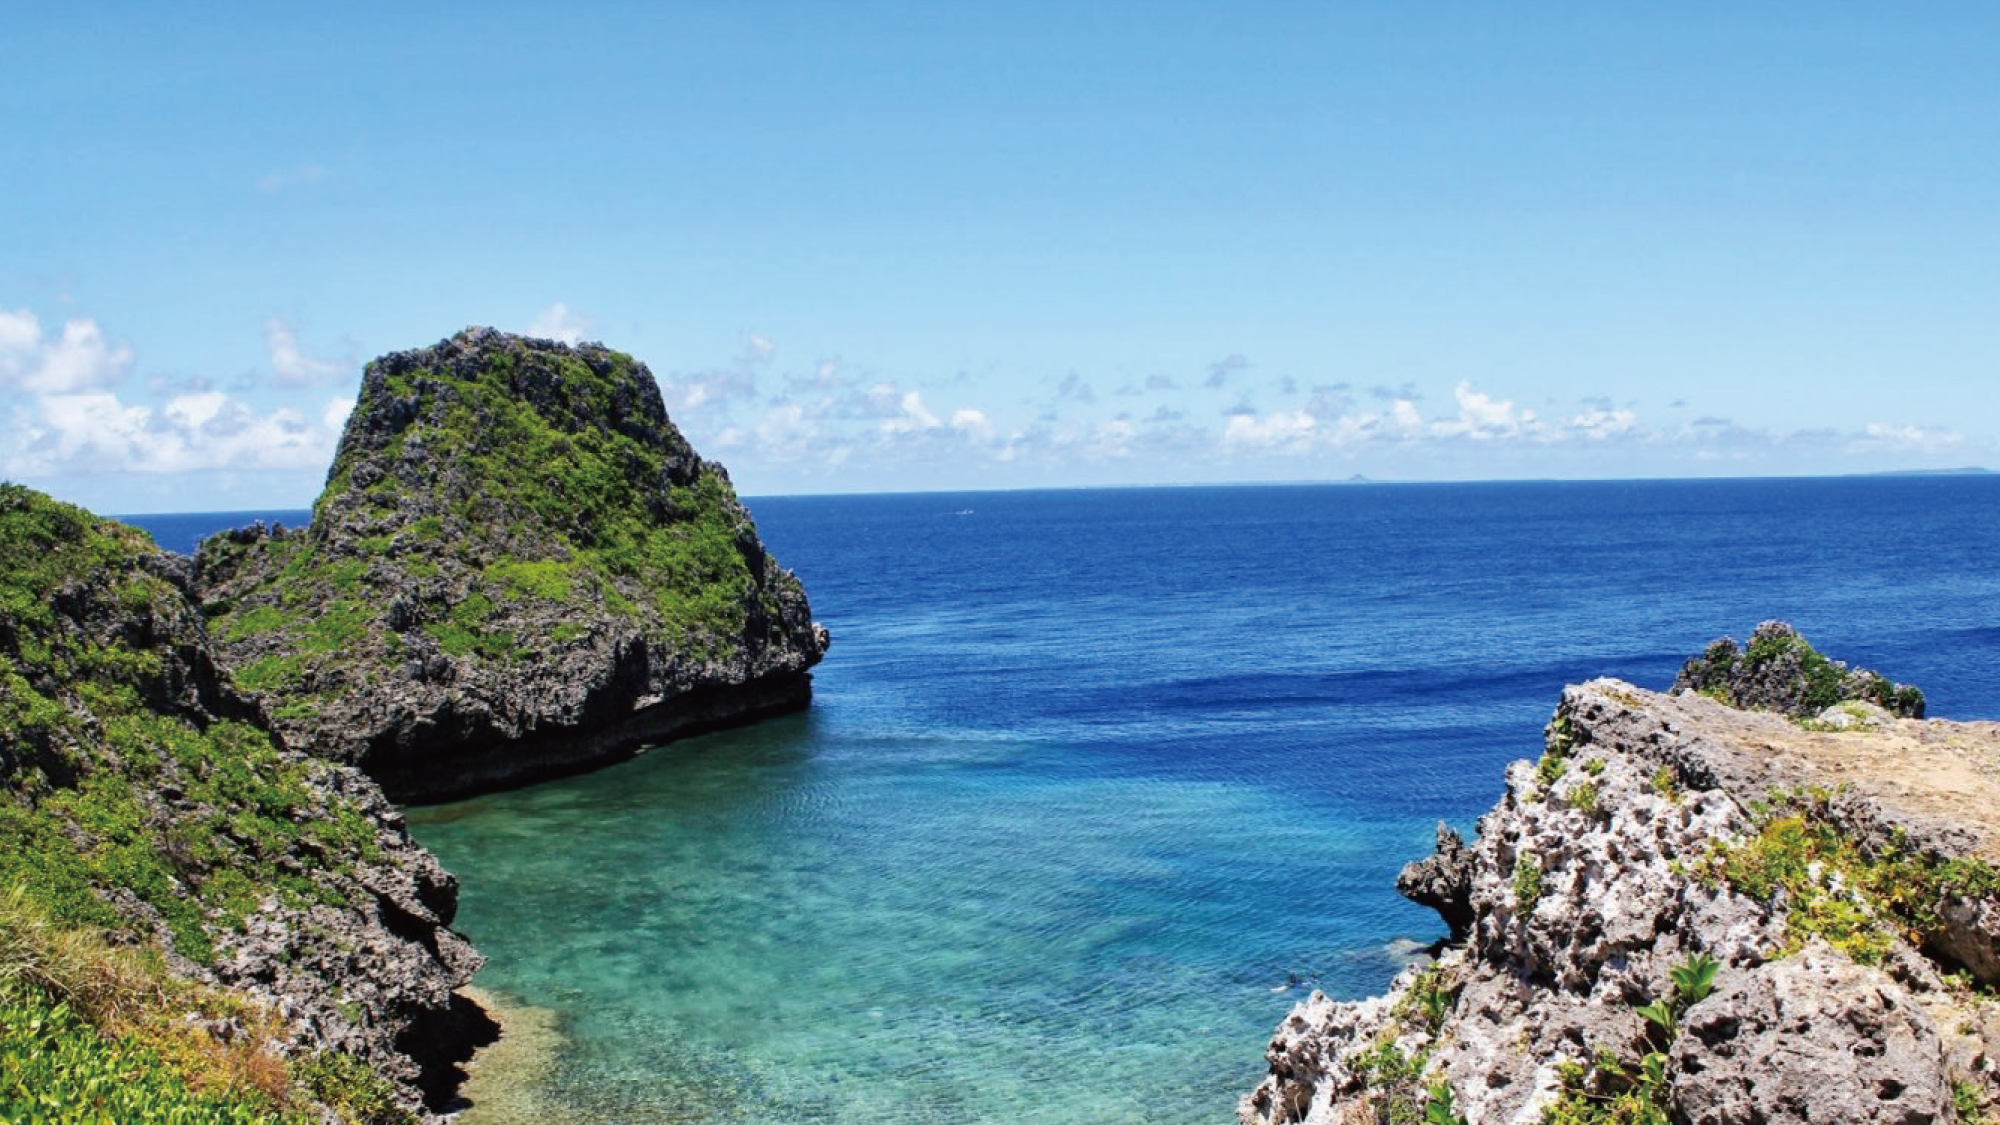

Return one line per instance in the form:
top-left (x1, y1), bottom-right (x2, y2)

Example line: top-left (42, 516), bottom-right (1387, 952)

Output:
top-left (0, 484), bottom-right (487, 1118)
top-left (1672, 620), bottom-right (1925, 718)
top-left (1243, 635), bottom-right (2000, 1125)
top-left (1396, 822), bottom-right (1475, 941)
top-left (1671, 950), bottom-right (1952, 1125)
top-left (195, 327), bottom-right (829, 801)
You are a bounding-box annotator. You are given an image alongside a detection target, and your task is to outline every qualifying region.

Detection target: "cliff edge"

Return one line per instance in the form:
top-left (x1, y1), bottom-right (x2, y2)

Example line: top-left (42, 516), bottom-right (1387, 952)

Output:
top-left (1244, 628), bottom-right (2000, 1125)
top-left (0, 484), bottom-right (486, 1120)
top-left (195, 327), bottom-right (829, 802)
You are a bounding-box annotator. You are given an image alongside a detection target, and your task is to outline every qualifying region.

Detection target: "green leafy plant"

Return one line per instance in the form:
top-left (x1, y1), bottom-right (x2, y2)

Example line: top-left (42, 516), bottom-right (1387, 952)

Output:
top-left (1537, 752), bottom-right (1570, 791)
top-left (1543, 955), bottom-right (1721, 1123)
top-left (1543, 1049), bottom-right (1672, 1125)
top-left (1693, 787), bottom-right (1998, 966)
top-left (1670, 952), bottom-right (1719, 1007)
top-left (1424, 1081), bottom-right (1467, 1125)
top-left (1397, 965), bottom-right (1456, 1033)
top-left (1649, 765), bottom-right (1681, 804)
top-left (1633, 999), bottom-right (1676, 1043)
top-left (1952, 1078), bottom-right (1989, 1124)
top-left (1514, 854), bottom-right (1544, 911)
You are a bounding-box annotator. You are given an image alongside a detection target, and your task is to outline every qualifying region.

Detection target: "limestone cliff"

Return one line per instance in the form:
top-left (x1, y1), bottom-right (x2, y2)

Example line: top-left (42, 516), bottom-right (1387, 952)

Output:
top-left (0, 484), bottom-right (486, 1120)
top-left (1243, 633), bottom-right (2000, 1125)
top-left (195, 327), bottom-right (828, 802)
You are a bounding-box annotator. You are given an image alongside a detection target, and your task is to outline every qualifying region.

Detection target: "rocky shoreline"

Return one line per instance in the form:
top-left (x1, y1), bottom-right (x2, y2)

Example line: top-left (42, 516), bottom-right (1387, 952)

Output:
top-left (1, 329), bottom-right (829, 1120)
top-left (1242, 632), bottom-right (2000, 1125)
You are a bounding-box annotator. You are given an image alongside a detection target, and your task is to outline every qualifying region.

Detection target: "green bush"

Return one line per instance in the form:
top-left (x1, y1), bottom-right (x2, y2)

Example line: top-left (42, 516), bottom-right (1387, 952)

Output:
top-left (1514, 854), bottom-right (1544, 911)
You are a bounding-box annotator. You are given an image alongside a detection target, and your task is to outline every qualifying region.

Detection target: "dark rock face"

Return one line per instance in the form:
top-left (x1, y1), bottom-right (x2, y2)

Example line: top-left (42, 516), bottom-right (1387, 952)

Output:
top-left (0, 485), bottom-right (486, 1118)
top-left (196, 327), bottom-right (829, 802)
top-left (1672, 620), bottom-right (1925, 718)
top-left (1396, 822), bottom-right (1474, 940)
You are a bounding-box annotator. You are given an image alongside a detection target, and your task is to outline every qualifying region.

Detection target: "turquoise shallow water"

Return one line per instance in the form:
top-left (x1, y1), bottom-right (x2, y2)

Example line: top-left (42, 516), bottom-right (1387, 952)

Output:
top-left (139, 478), bottom-right (2000, 1123)
top-left (410, 708), bottom-right (1419, 1124)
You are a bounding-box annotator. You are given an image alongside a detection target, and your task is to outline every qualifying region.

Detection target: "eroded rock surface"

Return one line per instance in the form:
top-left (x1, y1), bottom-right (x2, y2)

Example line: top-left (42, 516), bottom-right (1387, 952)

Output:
top-left (1243, 654), bottom-right (2000, 1125)
top-left (1396, 822), bottom-right (1475, 941)
top-left (0, 485), bottom-right (486, 1119)
top-left (1672, 948), bottom-right (1950, 1125)
top-left (196, 327), bottom-right (829, 801)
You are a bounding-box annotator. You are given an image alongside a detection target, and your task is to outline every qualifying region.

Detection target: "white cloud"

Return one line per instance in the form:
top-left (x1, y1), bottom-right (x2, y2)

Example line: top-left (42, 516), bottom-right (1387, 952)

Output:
top-left (265, 316), bottom-right (343, 386)
top-left (1322, 399), bottom-right (1426, 445)
top-left (745, 334), bottom-right (777, 361)
top-left (951, 408), bottom-right (992, 437)
top-left (1847, 422), bottom-right (1962, 454)
top-left (755, 403), bottom-right (818, 460)
top-left (661, 368), bottom-right (759, 414)
top-left (880, 391), bottom-right (940, 435)
top-left (322, 395), bottom-right (355, 433)
top-left (164, 390), bottom-right (230, 430)
top-left (1093, 419), bottom-right (1136, 458)
top-left (5, 388), bottom-right (344, 477)
top-left (0, 311), bottom-right (133, 394)
top-left (526, 302), bottom-right (591, 346)
top-left (1430, 381), bottom-right (1540, 441)
top-left (1567, 407), bottom-right (1639, 440)
top-left (0, 309), bottom-right (39, 355)
top-left (1387, 399), bottom-right (1425, 437)
top-left (1222, 410), bottom-right (1317, 452)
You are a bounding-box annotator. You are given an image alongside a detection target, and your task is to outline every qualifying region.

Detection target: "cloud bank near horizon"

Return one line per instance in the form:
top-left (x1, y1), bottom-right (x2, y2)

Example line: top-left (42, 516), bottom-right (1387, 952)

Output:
top-left (0, 304), bottom-right (1980, 512)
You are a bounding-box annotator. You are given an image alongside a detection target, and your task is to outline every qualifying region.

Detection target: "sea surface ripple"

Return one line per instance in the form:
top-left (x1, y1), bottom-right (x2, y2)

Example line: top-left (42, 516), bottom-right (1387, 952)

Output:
top-left (131, 477), bottom-right (2000, 1123)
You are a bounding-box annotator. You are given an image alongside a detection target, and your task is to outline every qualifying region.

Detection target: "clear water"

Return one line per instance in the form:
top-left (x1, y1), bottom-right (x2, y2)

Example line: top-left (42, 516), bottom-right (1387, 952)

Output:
top-left (128, 477), bottom-right (2000, 1123)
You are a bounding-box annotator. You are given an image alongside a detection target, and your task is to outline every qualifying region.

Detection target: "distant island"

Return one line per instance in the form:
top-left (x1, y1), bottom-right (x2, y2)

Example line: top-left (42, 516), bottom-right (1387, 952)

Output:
top-left (1859, 466), bottom-right (1993, 476)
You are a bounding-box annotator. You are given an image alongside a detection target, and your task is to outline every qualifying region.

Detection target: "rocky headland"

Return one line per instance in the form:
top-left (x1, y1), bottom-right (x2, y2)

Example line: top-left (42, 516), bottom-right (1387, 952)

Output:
top-left (1243, 625), bottom-right (2000, 1125)
top-left (195, 327), bottom-right (828, 802)
top-left (2, 328), bottom-right (828, 1119)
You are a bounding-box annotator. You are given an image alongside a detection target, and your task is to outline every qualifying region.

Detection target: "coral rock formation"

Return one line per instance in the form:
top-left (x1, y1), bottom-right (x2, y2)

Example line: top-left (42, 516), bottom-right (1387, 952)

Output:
top-left (1243, 630), bottom-right (2000, 1125)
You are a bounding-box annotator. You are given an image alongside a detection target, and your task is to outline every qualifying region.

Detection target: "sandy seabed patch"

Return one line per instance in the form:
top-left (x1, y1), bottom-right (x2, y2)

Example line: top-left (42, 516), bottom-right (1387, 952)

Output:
top-left (454, 986), bottom-right (576, 1125)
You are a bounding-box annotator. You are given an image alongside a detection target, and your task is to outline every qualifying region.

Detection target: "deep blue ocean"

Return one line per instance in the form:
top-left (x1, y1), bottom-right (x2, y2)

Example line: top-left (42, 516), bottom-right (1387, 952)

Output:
top-left (125, 477), bottom-right (2000, 1124)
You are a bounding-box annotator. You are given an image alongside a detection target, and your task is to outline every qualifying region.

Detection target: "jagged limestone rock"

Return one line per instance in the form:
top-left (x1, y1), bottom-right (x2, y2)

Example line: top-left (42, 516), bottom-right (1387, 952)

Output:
top-left (1242, 672), bottom-right (2000, 1125)
top-left (0, 484), bottom-right (485, 1119)
top-left (1397, 822), bottom-right (1475, 941)
top-left (1672, 947), bottom-right (1951, 1125)
top-left (196, 327), bottom-right (829, 801)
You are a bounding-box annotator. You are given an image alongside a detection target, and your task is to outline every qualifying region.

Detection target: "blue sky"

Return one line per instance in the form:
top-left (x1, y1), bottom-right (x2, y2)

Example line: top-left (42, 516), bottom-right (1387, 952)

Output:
top-left (4, 4), bottom-right (1996, 512)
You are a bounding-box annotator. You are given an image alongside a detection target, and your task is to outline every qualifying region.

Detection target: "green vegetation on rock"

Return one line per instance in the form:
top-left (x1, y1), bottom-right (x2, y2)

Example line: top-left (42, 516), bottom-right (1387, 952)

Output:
top-left (0, 885), bottom-right (407, 1124)
top-left (1700, 786), bottom-right (2000, 967)
top-left (1672, 621), bottom-right (1925, 719)
top-left (195, 328), bottom-right (826, 785)
top-left (1514, 853), bottom-right (1544, 910)
top-left (213, 333), bottom-right (772, 667)
top-left (1542, 955), bottom-right (1717, 1125)
top-left (1, 486), bottom-right (376, 965)
top-left (0, 485), bottom-right (442, 1122)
